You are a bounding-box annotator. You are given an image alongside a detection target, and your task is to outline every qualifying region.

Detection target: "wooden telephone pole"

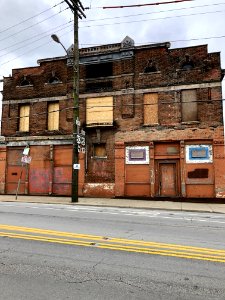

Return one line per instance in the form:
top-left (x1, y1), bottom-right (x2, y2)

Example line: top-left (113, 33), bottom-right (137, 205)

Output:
top-left (64, 0), bottom-right (86, 202)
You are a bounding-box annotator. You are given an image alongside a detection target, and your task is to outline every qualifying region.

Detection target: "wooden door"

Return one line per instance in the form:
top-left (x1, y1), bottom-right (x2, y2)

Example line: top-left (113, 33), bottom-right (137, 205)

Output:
top-left (158, 162), bottom-right (178, 197)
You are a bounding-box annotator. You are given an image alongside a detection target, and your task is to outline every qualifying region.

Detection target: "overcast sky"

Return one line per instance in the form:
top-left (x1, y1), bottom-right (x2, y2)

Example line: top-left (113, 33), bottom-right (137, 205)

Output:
top-left (0, 0), bottom-right (225, 114)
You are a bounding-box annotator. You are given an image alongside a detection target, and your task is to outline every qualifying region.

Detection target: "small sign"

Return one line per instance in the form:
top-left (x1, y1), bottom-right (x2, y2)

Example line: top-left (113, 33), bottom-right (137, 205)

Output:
top-left (80, 129), bottom-right (85, 136)
top-left (78, 145), bottom-right (85, 153)
top-left (21, 155), bottom-right (32, 164)
top-left (73, 164), bottom-right (80, 170)
top-left (23, 147), bottom-right (30, 156)
top-left (77, 134), bottom-right (85, 146)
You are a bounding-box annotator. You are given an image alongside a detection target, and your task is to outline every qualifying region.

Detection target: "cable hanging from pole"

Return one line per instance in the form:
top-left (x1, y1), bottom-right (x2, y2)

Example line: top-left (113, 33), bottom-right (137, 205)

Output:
top-left (64, 0), bottom-right (86, 18)
top-left (103, 0), bottom-right (194, 9)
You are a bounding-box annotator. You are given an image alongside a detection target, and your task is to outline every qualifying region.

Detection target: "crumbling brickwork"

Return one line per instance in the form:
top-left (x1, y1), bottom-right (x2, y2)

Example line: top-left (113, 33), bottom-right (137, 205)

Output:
top-left (1, 37), bottom-right (224, 198)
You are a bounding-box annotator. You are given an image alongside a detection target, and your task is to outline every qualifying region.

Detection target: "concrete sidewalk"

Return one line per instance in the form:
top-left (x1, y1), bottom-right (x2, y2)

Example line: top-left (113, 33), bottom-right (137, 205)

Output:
top-left (0, 194), bottom-right (225, 214)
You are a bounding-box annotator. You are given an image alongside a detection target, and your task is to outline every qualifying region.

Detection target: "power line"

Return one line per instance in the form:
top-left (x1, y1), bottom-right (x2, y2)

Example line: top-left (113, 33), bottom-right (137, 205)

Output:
top-left (0, 2), bottom-right (224, 63)
top-left (0, 28), bottom-right (73, 67)
top-left (102, 0), bottom-right (195, 9)
top-left (80, 9), bottom-right (224, 29)
top-left (0, 1), bottom-right (65, 35)
top-left (82, 2), bottom-right (225, 23)
top-left (0, 6), bottom-right (69, 44)
top-left (0, 22), bottom-right (73, 58)
top-left (0, 2), bottom-right (225, 68)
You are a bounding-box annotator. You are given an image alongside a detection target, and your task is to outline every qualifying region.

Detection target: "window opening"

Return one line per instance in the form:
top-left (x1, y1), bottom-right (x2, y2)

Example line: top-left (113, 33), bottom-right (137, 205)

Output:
top-left (48, 71), bottom-right (60, 84)
top-left (20, 76), bottom-right (30, 86)
top-left (86, 62), bottom-right (113, 78)
top-left (144, 60), bottom-right (157, 73)
top-left (181, 89), bottom-right (197, 122)
top-left (182, 55), bottom-right (194, 70)
top-left (143, 93), bottom-right (158, 125)
top-left (86, 97), bottom-right (113, 127)
top-left (93, 143), bottom-right (107, 158)
top-left (48, 102), bottom-right (59, 131)
top-left (19, 104), bottom-right (30, 132)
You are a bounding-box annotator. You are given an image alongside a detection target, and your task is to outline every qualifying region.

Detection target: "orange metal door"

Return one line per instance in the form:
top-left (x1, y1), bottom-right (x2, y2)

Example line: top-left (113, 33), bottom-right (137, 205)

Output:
top-left (6, 147), bottom-right (25, 195)
top-left (125, 165), bottom-right (150, 197)
top-left (53, 145), bottom-right (72, 196)
top-left (29, 146), bottom-right (51, 195)
top-left (159, 163), bottom-right (177, 197)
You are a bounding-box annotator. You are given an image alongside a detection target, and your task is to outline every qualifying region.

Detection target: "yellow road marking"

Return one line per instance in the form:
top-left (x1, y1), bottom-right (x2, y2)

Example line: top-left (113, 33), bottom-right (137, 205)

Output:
top-left (0, 224), bottom-right (225, 263)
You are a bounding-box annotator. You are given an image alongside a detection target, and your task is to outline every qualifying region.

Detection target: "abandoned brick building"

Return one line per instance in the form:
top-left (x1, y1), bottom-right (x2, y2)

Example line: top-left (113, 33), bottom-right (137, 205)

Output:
top-left (0, 36), bottom-right (225, 199)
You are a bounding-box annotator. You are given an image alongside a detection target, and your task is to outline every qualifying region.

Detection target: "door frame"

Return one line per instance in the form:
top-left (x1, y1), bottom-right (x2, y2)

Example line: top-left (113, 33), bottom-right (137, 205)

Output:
top-left (155, 159), bottom-right (180, 197)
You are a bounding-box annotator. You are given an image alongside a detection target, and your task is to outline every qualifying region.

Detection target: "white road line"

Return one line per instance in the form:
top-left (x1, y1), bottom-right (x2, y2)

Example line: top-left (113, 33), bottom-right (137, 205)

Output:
top-left (1, 203), bottom-right (225, 224)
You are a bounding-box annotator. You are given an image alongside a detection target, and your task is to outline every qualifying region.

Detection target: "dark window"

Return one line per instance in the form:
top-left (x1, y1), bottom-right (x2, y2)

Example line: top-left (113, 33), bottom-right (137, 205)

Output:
top-left (48, 76), bottom-right (60, 84)
top-left (182, 55), bottom-right (194, 70)
top-left (188, 169), bottom-right (208, 179)
top-left (20, 78), bottom-right (30, 86)
top-left (86, 62), bottom-right (113, 78)
top-left (144, 60), bottom-right (157, 73)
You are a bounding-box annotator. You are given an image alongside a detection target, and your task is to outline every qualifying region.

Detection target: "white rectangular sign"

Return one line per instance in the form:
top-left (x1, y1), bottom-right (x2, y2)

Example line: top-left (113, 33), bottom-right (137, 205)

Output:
top-left (73, 164), bottom-right (80, 170)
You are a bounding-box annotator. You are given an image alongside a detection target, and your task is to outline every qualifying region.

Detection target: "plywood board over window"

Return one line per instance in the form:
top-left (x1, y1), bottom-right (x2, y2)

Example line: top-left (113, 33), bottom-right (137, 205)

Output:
top-left (143, 93), bottom-right (158, 125)
top-left (182, 90), bottom-right (197, 122)
top-left (48, 102), bottom-right (59, 131)
top-left (86, 97), bottom-right (113, 126)
top-left (19, 104), bottom-right (30, 132)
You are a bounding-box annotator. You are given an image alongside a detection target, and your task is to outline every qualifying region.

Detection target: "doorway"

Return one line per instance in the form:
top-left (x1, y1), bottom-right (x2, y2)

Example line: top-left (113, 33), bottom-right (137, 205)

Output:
top-left (156, 160), bottom-right (180, 197)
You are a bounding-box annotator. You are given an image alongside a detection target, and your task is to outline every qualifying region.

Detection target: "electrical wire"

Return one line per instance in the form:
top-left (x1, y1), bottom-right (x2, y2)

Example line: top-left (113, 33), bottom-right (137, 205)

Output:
top-left (0, 22), bottom-right (73, 59)
top-left (0, 1), bottom-right (65, 35)
top-left (80, 9), bottom-right (224, 29)
top-left (0, 2), bottom-right (225, 69)
top-left (0, 2), bottom-right (224, 65)
top-left (81, 2), bottom-right (225, 23)
top-left (102, 0), bottom-right (195, 10)
top-left (0, 7), bottom-right (69, 44)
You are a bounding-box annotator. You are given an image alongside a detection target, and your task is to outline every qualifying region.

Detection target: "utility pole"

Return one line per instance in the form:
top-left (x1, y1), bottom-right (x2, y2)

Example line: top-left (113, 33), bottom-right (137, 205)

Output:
top-left (63, 0), bottom-right (86, 202)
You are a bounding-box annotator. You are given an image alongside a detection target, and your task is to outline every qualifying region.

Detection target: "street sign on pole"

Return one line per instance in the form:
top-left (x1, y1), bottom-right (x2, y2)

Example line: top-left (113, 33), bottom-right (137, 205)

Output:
top-left (21, 155), bottom-right (32, 164)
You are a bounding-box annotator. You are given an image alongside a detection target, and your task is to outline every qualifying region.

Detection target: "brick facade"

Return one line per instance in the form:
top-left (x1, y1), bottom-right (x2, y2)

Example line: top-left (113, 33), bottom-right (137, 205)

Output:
top-left (1, 37), bottom-right (225, 199)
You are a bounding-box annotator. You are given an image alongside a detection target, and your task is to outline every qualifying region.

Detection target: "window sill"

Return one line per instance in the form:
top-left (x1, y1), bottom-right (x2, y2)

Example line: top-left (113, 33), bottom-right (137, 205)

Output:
top-left (142, 123), bottom-right (159, 127)
top-left (181, 121), bottom-right (200, 125)
top-left (139, 71), bottom-right (161, 75)
top-left (16, 85), bottom-right (33, 88)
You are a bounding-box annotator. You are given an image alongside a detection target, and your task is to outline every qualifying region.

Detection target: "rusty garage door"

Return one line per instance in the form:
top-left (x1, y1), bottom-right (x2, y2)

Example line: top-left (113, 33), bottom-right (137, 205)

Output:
top-left (29, 146), bottom-right (51, 195)
top-left (6, 147), bottom-right (26, 195)
top-left (53, 145), bottom-right (72, 196)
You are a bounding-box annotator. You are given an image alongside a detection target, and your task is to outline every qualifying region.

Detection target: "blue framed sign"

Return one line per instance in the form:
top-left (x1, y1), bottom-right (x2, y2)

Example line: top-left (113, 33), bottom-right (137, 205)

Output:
top-left (186, 145), bottom-right (213, 163)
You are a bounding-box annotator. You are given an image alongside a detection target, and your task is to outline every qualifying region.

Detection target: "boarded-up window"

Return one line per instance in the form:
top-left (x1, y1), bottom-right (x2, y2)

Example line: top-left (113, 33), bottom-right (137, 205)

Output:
top-left (143, 93), bottom-right (158, 125)
top-left (93, 144), bottom-right (107, 158)
top-left (48, 102), bottom-right (59, 131)
top-left (86, 97), bottom-right (113, 126)
top-left (182, 90), bottom-right (197, 122)
top-left (19, 104), bottom-right (30, 132)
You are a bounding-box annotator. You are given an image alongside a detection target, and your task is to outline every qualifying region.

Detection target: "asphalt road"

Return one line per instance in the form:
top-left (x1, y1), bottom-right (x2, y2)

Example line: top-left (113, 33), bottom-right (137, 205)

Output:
top-left (0, 202), bottom-right (225, 300)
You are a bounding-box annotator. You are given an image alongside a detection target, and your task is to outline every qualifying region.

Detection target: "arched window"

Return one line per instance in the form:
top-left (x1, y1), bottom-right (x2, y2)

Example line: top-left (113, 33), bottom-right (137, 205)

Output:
top-left (182, 55), bottom-right (194, 70)
top-left (48, 71), bottom-right (61, 84)
top-left (20, 76), bottom-right (31, 86)
top-left (48, 76), bottom-right (60, 84)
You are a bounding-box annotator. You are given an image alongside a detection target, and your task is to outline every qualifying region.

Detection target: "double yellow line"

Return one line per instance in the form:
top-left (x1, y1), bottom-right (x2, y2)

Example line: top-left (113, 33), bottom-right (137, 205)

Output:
top-left (0, 224), bottom-right (225, 263)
